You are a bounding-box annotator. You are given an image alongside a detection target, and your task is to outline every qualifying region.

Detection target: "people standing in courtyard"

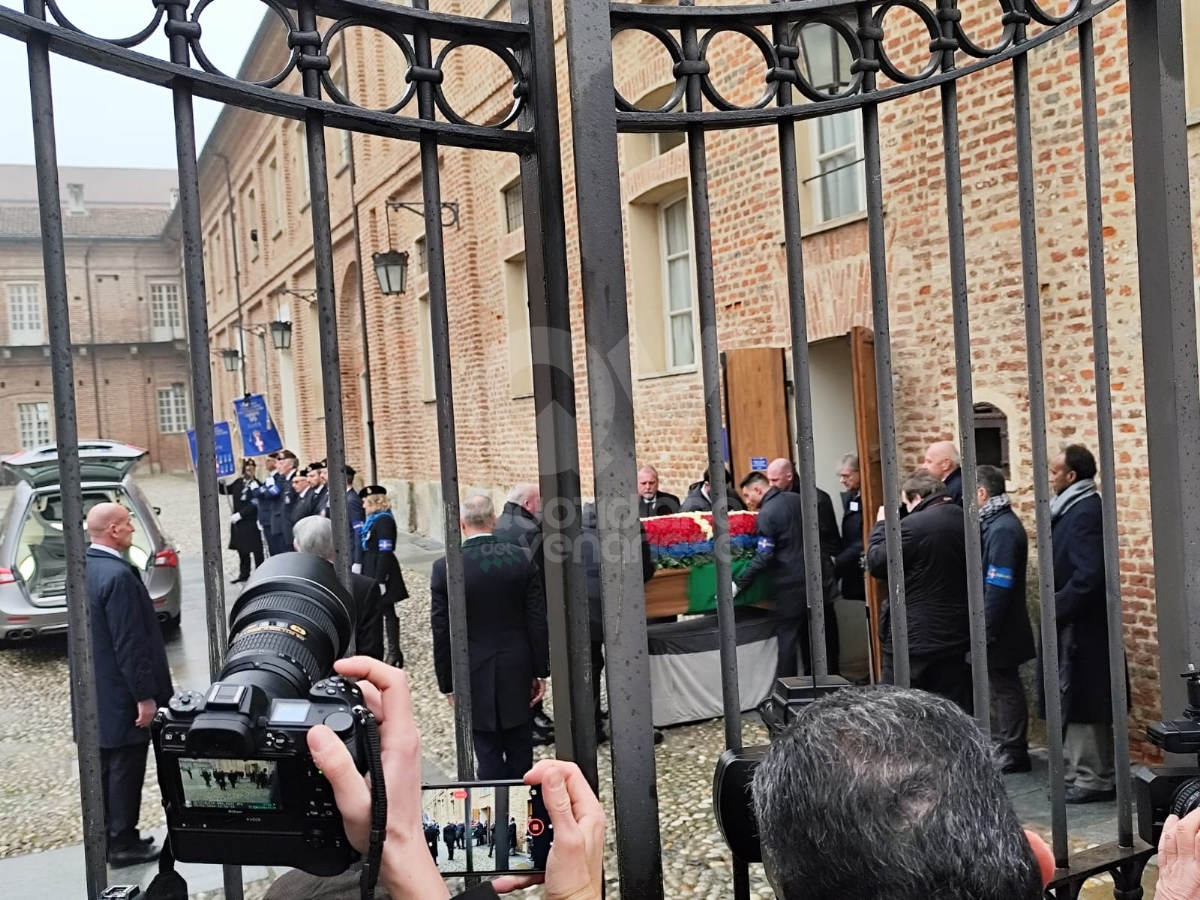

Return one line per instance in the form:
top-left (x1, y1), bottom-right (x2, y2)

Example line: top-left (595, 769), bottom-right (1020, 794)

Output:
top-left (1049, 444), bottom-right (1120, 803)
top-left (360, 485), bottom-right (409, 667)
top-left (220, 458), bottom-right (264, 584)
top-left (923, 440), bottom-right (964, 504)
top-left (680, 467), bottom-right (746, 513)
top-left (317, 462), bottom-right (365, 570)
top-left (866, 470), bottom-right (972, 712)
top-left (431, 494), bottom-right (548, 779)
top-left (637, 465), bottom-right (681, 518)
top-left (82, 502), bottom-right (173, 867)
top-left (833, 453), bottom-right (866, 605)
top-left (976, 465), bottom-right (1036, 773)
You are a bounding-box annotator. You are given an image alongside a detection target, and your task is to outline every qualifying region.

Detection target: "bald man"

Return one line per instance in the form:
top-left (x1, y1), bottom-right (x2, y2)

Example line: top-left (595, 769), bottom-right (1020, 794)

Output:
top-left (923, 441), bottom-right (963, 504)
top-left (83, 502), bottom-right (173, 867)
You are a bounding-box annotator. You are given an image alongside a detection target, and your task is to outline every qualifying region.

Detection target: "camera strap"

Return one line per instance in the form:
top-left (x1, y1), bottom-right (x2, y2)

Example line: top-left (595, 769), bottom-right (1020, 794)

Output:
top-left (143, 835), bottom-right (187, 900)
top-left (355, 706), bottom-right (387, 900)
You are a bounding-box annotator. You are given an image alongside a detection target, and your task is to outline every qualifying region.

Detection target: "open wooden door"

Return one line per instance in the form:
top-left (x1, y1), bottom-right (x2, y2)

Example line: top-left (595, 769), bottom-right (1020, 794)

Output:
top-left (723, 347), bottom-right (790, 483)
top-left (850, 326), bottom-right (885, 680)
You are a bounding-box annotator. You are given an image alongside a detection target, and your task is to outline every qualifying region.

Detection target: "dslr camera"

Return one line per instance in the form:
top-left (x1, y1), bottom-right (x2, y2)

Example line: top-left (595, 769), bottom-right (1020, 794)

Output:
top-left (1136, 666), bottom-right (1200, 845)
top-left (152, 554), bottom-right (368, 875)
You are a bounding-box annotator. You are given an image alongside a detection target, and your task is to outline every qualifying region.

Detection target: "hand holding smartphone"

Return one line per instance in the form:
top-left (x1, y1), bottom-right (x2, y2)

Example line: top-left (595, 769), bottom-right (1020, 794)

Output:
top-left (420, 780), bottom-right (553, 877)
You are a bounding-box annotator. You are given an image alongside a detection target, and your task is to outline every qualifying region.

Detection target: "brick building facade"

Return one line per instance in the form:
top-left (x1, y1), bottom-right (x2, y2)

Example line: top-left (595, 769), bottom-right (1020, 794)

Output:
top-left (0, 165), bottom-right (193, 473)
top-left (197, 4), bottom-right (1200, 750)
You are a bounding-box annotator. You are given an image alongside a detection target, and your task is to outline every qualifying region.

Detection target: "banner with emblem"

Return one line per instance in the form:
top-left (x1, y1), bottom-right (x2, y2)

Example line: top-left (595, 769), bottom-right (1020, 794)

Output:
top-left (187, 421), bottom-right (237, 477)
top-left (232, 393), bottom-right (284, 457)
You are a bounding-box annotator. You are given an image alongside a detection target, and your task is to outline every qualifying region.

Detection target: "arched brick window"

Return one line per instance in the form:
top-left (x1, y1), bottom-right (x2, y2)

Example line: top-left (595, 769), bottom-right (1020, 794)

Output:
top-left (974, 402), bottom-right (1009, 478)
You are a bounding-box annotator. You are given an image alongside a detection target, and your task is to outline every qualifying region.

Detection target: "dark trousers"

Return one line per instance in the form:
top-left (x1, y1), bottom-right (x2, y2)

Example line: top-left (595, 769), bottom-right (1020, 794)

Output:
top-left (101, 743), bottom-right (148, 850)
top-left (473, 723), bottom-right (534, 780)
top-left (799, 603), bottom-right (841, 677)
top-left (882, 652), bottom-right (973, 715)
top-left (990, 665), bottom-right (1029, 758)
top-left (236, 547), bottom-right (264, 580)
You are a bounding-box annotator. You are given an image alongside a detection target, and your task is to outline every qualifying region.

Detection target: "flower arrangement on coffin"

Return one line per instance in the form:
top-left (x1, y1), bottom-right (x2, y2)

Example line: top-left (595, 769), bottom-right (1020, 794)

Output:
top-left (642, 511), bottom-right (772, 614)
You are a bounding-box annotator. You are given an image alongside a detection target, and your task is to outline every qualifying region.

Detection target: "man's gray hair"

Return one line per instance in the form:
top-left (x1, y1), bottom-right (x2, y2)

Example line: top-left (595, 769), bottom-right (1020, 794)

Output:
top-left (839, 453), bottom-right (859, 472)
top-left (507, 482), bottom-right (539, 507)
top-left (461, 493), bottom-right (495, 528)
top-left (752, 686), bottom-right (1040, 900)
top-left (294, 515), bottom-right (335, 561)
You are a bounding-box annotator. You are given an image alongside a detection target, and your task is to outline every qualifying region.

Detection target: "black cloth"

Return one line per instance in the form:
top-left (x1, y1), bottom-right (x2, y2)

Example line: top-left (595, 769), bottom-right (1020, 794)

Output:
top-left (1050, 493), bottom-right (1121, 724)
top-left (101, 743), bottom-right (148, 848)
top-left (734, 487), bottom-right (835, 610)
top-left (473, 722), bottom-right (533, 780)
top-left (866, 494), bottom-right (970, 663)
top-left (424, 823), bottom-right (439, 860)
top-left (318, 488), bottom-right (365, 566)
top-left (638, 491), bottom-right (680, 518)
top-left (943, 467), bottom-right (964, 504)
top-left (883, 652), bottom-right (973, 713)
top-left (361, 513), bottom-right (409, 608)
top-left (83, 547), bottom-right (174, 748)
top-left (430, 536), bottom-right (549, 732)
top-left (220, 477), bottom-right (264, 556)
top-left (493, 502), bottom-right (544, 574)
top-left (290, 487), bottom-right (318, 525)
top-left (350, 573), bottom-right (384, 660)
top-left (991, 664), bottom-right (1030, 758)
top-left (834, 489), bottom-right (865, 601)
top-left (679, 481), bottom-right (746, 513)
top-left (581, 504), bottom-right (654, 643)
top-left (980, 505), bottom-right (1035, 668)
top-left (443, 823), bottom-right (457, 859)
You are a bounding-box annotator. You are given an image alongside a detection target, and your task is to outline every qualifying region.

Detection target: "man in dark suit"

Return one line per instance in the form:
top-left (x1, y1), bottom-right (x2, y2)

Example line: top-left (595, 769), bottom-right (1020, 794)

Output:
top-left (82, 502), bottom-right (173, 867)
top-left (637, 465), bottom-right (680, 518)
top-left (679, 468), bottom-right (746, 513)
top-left (1049, 444), bottom-right (1118, 803)
top-left (289, 466), bottom-right (318, 525)
top-left (833, 453), bottom-right (866, 603)
top-left (431, 494), bottom-right (549, 779)
top-left (923, 440), bottom-right (964, 504)
top-left (442, 821), bottom-right (457, 860)
top-left (976, 465), bottom-right (1036, 774)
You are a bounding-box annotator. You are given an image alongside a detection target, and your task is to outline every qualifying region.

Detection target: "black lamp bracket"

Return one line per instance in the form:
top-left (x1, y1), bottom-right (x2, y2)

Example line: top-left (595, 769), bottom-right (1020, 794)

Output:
top-left (386, 200), bottom-right (460, 230)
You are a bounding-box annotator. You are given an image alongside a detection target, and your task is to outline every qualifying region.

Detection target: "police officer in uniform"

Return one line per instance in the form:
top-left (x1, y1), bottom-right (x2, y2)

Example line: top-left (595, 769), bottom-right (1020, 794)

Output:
top-left (360, 485), bottom-right (409, 667)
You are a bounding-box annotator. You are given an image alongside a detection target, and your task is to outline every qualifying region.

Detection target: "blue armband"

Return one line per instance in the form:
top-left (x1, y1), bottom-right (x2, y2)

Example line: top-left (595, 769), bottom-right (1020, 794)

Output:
top-left (985, 565), bottom-right (1014, 588)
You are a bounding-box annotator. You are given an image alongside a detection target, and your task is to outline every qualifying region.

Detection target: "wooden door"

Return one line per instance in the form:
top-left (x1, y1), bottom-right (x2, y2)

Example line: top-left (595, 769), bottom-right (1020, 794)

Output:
top-left (850, 326), bottom-right (885, 680)
top-left (723, 347), bottom-right (790, 483)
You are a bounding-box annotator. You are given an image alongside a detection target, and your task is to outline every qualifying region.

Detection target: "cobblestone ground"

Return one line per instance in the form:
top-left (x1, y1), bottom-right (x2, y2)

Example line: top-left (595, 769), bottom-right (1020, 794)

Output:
top-left (0, 475), bottom-right (1159, 898)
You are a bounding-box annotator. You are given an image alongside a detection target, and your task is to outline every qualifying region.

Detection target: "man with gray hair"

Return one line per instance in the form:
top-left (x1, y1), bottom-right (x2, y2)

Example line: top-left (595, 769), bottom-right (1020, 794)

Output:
top-left (923, 439), bottom-right (964, 504)
top-left (752, 685), bottom-right (1048, 900)
top-left (431, 494), bottom-right (549, 778)
top-left (637, 465), bottom-right (680, 518)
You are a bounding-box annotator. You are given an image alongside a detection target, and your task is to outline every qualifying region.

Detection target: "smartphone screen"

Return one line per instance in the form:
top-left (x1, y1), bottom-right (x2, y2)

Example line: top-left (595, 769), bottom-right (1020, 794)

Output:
top-left (420, 780), bottom-right (552, 877)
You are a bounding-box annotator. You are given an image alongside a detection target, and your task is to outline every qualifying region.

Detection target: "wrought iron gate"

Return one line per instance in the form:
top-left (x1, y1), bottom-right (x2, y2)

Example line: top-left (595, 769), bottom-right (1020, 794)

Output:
top-left (0, 0), bottom-right (1196, 898)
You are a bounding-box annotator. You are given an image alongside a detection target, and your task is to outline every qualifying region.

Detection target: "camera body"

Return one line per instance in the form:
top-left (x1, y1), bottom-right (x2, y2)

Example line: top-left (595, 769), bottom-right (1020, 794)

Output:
top-left (1136, 668), bottom-right (1200, 845)
top-left (152, 674), bottom-right (368, 875)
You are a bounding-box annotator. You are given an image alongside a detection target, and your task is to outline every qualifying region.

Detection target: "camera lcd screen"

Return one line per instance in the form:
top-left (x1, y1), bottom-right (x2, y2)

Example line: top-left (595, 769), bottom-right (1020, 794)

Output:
top-left (179, 758), bottom-right (281, 811)
top-left (269, 699), bottom-right (311, 724)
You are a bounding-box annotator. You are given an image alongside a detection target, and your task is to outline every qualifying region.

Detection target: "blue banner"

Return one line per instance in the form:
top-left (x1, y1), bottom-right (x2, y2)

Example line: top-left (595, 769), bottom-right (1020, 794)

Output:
top-left (232, 393), bottom-right (284, 457)
top-left (187, 421), bottom-right (237, 477)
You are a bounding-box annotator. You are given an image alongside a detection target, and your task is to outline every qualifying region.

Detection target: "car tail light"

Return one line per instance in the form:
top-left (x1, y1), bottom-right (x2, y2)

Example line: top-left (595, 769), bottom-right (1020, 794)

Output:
top-left (153, 549), bottom-right (178, 568)
top-left (0, 568), bottom-right (15, 585)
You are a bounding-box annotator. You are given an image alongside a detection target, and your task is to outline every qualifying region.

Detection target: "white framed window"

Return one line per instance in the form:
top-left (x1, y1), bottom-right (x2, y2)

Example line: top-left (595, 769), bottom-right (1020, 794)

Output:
top-left (503, 181), bottom-right (524, 233)
top-left (415, 235), bottom-right (428, 275)
top-left (268, 155), bottom-right (284, 237)
top-left (811, 111), bottom-right (865, 223)
top-left (660, 198), bottom-right (695, 369)
top-left (157, 384), bottom-right (189, 434)
top-left (17, 402), bottom-right (52, 448)
top-left (6, 283), bottom-right (43, 345)
top-left (294, 123), bottom-right (311, 208)
top-left (149, 281), bottom-right (183, 341)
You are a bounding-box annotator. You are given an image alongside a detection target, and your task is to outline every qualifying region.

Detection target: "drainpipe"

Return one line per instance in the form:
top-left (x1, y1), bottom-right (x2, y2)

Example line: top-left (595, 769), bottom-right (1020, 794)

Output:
top-left (83, 242), bottom-right (103, 438)
top-left (214, 151), bottom-right (248, 397)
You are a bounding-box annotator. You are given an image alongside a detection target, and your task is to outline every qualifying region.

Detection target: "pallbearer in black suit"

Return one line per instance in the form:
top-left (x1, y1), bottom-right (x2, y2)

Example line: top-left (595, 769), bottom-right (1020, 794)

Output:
top-left (82, 503), bottom-right (174, 867)
top-left (360, 485), bottom-right (409, 667)
top-left (431, 494), bottom-right (549, 779)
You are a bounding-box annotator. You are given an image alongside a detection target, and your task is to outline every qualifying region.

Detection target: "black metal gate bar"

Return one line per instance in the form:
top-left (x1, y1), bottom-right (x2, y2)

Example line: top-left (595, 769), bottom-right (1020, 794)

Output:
top-left (855, 11), bottom-right (910, 686)
top-left (1011, 24), bottom-right (1069, 865)
top-left (769, 14), bottom-right (830, 680)
top-left (161, 2), bottom-right (243, 894)
top-left (564, 0), bottom-right (665, 893)
top-left (1076, 17), bottom-right (1133, 847)
top-left (1125, 0), bottom-right (1200, 719)
top-left (22, 2), bottom-right (107, 895)
top-left (409, 0), bottom-right (477, 780)
top-left (934, 34), bottom-right (990, 729)
top-left (511, 0), bottom-right (601, 787)
top-left (297, 1), bottom-right (352, 584)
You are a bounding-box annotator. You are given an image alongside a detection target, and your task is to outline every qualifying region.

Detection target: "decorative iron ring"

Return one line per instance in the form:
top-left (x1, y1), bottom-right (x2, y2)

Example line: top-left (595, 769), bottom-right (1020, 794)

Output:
top-left (431, 39), bottom-right (527, 129)
top-left (953, 0), bottom-right (1018, 58)
top-left (319, 17), bottom-right (417, 115)
top-left (44, 0), bottom-right (164, 49)
top-left (785, 15), bottom-right (864, 103)
top-left (611, 24), bottom-right (686, 114)
top-left (1024, 0), bottom-right (1083, 27)
top-left (696, 25), bottom-right (779, 112)
top-left (872, 0), bottom-right (943, 85)
top-left (190, 0), bottom-right (299, 89)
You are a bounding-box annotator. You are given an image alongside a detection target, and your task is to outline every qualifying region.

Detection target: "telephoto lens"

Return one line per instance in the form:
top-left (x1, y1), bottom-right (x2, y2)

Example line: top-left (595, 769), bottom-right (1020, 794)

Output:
top-left (221, 552), bottom-right (357, 699)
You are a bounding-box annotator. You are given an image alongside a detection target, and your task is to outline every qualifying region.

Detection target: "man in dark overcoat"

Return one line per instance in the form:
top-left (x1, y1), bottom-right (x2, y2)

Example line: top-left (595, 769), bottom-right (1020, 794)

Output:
top-left (431, 494), bottom-right (549, 779)
top-left (442, 821), bottom-right (457, 860)
top-left (1049, 444), bottom-right (1119, 803)
top-left (262, 449), bottom-right (299, 554)
top-left (976, 465), bottom-right (1036, 773)
top-left (220, 458), bottom-right (264, 583)
top-left (82, 502), bottom-right (174, 867)
top-left (833, 453), bottom-right (866, 603)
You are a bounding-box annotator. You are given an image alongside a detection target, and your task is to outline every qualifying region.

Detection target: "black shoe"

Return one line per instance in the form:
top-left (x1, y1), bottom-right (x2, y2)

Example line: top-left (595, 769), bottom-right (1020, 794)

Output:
top-left (137, 833), bottom-right (156, 847)
top-left (1064, 785), bottom-right (1116, 804)
top-left (532, 727), bottom-right (555, 746)
top-left (653, 728), bottom-right (664, 745)
top-left (533, 712), bottom-right (555, 732)
top-left (599, 708), bottom-right (609, 721)
top-left (595, 724), bottom-right (609, 744)
top-left (998, 754), bottom-right (1032, 774)
top-left (107, 843), bottom-right (160, 868)
top-left (230, 575), bottom-right (248, 584)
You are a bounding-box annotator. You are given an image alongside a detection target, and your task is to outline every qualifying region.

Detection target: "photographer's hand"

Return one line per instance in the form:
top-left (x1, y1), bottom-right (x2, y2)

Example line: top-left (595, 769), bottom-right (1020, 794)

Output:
top-left (307, 658), bottom-right (449, 900)
top-left (491, 760), bottom-right (605, 900)
top-left (1157, 809), bottom-right (1200, 900)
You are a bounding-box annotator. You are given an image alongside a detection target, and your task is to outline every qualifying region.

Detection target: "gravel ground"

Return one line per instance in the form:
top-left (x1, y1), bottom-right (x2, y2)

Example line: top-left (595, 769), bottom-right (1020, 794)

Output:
top-left (0, 474), bottom-right (1159, 898)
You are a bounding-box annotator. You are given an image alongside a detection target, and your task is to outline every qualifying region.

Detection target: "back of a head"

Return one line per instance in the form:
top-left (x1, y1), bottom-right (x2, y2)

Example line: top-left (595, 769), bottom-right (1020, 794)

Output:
top-left (752, 686), bottom-right (1040, 900)
top-left (977, 465), bottom-right (1007, 499)
top-left (740, 471), bottom-right (769, 490)
top-left (902, 469), bottom-right (948, 502)
top-left (462, 493), bottom-right (495, 528)
top-left (293, 515), bottom-right (335, 561)
top-left (1063, 444), bottom-right (1097, 481)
